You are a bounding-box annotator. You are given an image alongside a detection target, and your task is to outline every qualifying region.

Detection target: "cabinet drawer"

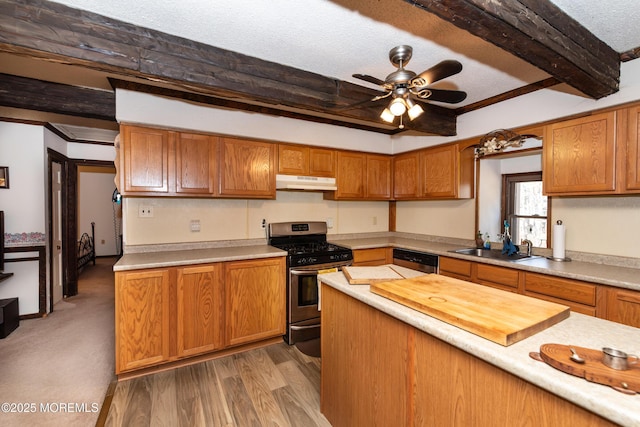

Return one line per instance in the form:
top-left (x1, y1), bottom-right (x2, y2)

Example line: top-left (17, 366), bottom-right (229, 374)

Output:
top-left (524, 273), bottom-right (597, 306)
top-left (439, 257), bottom-right (471, 278)
top-left (353, 248), bottom-right (389, 265)
top-left (475, 263), bottom-right (519, 289)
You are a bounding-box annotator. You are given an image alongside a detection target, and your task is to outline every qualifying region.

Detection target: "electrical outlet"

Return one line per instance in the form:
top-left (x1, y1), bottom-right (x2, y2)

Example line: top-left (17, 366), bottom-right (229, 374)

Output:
top-left (261, 219), bottom-right (266, 229)
top-left (372, 216), bottom-right (377, 225)
top-left (326, 217), bottom-right (334, 228)
top-left (190, 219), bottom-right (201, 232)
top-left (138, 205), bottom-right (154, 218)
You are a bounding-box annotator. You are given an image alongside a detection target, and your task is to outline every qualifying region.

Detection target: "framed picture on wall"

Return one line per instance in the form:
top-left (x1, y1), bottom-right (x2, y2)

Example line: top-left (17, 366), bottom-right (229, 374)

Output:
top-left (0, 167), bottom-right (8, 189)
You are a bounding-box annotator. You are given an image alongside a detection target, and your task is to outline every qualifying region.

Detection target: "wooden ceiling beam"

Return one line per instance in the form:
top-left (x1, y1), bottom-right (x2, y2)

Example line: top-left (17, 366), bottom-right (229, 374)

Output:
top-left (0, 0), bottom-right (458, 135)
top-left (405, 0), bottom-right (620, 99)
top-left (0, 73), bottom-right (115, 121)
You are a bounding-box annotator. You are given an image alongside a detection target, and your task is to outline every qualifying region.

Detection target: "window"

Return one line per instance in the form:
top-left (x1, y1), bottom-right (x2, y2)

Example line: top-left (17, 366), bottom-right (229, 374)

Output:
top-left (501, 172), bottom-right (549, 247)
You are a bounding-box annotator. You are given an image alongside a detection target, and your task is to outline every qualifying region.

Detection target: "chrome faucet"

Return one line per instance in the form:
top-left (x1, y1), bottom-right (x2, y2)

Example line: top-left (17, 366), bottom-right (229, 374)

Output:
top-left (520, 239), bottom-right (533, 257)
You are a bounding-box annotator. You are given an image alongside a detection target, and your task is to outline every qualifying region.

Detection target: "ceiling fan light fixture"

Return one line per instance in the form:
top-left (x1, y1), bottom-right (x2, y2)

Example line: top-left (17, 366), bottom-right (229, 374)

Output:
top-left (389, 97), bottom-right (407, 116)
top-left (380, 108), bottom-right (395, 123)
top-left (406, 99), bottom-right (424, 120)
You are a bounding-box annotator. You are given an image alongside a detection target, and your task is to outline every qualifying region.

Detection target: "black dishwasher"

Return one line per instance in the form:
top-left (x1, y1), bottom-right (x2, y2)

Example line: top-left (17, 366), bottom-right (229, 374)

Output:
top-left (392, 248), bottom-right (439, 273)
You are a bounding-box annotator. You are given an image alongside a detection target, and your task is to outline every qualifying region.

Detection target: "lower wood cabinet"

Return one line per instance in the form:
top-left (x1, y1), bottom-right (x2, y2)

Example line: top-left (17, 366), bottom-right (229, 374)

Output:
top-left (115, 257), bottom-right (285, 375)
top-left (176, 263), bottom-right (224, 358)
top-left (438, 256), bottom-right (472, 281)
top-left (604, 287), bottom-right (640, 328)
top-left (523, 272), bottom-right (599, 316)
top-left (352, 248), bottom-right (391, 266)
top-left (115, 268), bottom-right (171, 373)
top-left (224, 258), bottom-right (286, 347)
top-left (321, 285), bottom-right (615, 427)
top-left (437, 257), bottom-right (616, 319)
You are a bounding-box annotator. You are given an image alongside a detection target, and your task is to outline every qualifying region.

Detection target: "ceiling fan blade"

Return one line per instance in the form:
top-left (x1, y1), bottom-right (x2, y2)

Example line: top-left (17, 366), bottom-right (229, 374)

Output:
top-left (415, 88), bottom-right (467, 104)
top-left (411, 60), bottom-right (463, 87)
top-left (352, 73), bottom-right (386, 86)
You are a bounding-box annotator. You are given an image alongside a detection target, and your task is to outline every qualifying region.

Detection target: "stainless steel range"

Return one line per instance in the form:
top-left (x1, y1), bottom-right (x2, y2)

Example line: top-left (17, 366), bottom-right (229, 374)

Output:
top-left (268, 221), bottom-right (353, 345)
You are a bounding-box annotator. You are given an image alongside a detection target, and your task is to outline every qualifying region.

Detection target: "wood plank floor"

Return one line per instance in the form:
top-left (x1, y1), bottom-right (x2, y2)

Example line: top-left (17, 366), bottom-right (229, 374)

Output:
top-left (104, 343), bottom-right (331, 427)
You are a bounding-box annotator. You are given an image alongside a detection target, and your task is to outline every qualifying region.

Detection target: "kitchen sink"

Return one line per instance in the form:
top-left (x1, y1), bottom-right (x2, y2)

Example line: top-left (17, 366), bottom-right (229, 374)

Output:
top-left (450, 248), bottom-right (541, 262)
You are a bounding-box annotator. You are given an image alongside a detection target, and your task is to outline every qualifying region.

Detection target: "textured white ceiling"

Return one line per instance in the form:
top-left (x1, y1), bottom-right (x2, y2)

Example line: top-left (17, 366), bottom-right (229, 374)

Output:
top-left (48, 0), bottom-right (639, 108)
top-left (20, 1), bottom-right (640, 140)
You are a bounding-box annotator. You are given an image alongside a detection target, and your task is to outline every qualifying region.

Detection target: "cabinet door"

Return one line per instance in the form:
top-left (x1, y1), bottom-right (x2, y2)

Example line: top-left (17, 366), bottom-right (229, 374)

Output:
top-left (543, 112), bottom-right (616, 194)
top-left (309, 147), bottom-right (336, 177)
top-left (605, 287), bottom-right (640, 328)
top-left (219, 137), bottom-right (276, 198)
top-left (438, 257), bottom-right (472, 281)
top-left (115, 269), bottom-right (170, 373)
top-left (365, 154), bottom-right (392, 199)
top-left (278, 144), bottom-right (309, 175)
top-left (224, 258), bottom-right (286, 347)
top-left (335, 151), bottom-right (365, 199)
top-left (175, 133), bottom-right (217, 195)
top-left (121, 125), bottom-right (170, 193)
top-left (524, 272), bottom-right (597, 316)
top-left (420, 144), bottom-right (457, 198)
top-left (475, 263), bottom-right (520, 293)
top-left (393, 151), bottom-right (420, 199)
top-left (353, 248), bottom-right (390, 266)
top-left (626, 106), bottom-right (640, 191)
top-left (176, 264), bottom-right (224, 358)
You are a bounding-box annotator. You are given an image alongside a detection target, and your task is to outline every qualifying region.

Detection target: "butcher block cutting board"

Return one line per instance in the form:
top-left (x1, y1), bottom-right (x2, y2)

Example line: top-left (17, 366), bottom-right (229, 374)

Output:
top-left (370, 274), bottom-right (570, 346)
top-left (342, 266), bottom-right (405, 284)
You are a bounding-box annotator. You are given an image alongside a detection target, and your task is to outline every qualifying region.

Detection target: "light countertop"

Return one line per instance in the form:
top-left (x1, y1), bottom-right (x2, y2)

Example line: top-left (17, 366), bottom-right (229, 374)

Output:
top-left (113, 244), bottom-right (286, 271)
top-left (330, 235), bottom-right (640, 292)
top-left (319, 265), bottom-right (640, 427)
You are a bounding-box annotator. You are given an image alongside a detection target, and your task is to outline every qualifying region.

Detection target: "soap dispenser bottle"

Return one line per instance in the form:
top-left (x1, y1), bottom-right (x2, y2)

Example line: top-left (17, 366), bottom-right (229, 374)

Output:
top-left (476, 231), bottom-right (484, 248)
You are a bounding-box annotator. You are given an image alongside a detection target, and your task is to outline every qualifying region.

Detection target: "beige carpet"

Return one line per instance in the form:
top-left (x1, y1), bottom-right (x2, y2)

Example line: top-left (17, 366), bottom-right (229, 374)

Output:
top-left (0, 257), bottom-right (116, 427)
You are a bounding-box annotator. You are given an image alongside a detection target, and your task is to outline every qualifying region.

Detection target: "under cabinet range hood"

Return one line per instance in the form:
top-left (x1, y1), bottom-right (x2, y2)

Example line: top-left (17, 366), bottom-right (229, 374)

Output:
top-left (275, 174), bottom-right (337, 191)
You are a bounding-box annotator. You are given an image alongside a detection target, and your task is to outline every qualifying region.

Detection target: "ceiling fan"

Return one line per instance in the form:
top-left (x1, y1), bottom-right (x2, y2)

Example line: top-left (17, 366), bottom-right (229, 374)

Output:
top-left (351, 45), bottom-right (467, 129)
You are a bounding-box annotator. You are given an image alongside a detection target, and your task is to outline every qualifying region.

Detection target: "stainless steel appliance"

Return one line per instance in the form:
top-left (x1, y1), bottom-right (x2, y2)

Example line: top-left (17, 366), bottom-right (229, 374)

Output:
top-left (268, 221), bottom-right (353, 345)
top-left (392, 248), bottom-right (439, 273)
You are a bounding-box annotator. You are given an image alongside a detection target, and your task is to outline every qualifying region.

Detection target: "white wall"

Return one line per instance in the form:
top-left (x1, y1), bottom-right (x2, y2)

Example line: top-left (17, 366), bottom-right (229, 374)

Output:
top-left (1, 123), bottom-right (118, 315)
top-left (116, 90), bottom-right (393, 154)
top-left (78, 167), bottom-right (119, 256)
top-left (0, 122), bottom-right (46, 315)
top-left (123, 191), bottom-right (389, 246)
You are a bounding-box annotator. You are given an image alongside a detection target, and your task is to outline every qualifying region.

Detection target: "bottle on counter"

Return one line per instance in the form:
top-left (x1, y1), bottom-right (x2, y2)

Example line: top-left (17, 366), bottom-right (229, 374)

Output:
top-left (476, 231), bottom-right (484, 248)
top-left (483, 233), bottom-right (491, 249)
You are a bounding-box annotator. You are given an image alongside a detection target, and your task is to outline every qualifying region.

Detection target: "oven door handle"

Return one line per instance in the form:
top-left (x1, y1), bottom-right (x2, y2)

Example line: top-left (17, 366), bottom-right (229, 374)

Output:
top-left (290, 324), bottom-right (320, 331)
top-left (290, 262), bottom-right (351, 276)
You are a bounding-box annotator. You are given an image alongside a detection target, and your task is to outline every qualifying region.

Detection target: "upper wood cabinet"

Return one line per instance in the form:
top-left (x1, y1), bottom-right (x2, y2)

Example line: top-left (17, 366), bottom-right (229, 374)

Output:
top-left (393, 151), bottom-right (420, 199)
top-left (219, 137), bottom-right (277, 198)
top-left (175, 132), bottom-right (217, 195)
top-left (366, 154), bottom-right (393, 199)
top-left (624, 105), bottom-right (640, 192)
top-left (326, 151), bottom-right (392, 200)
top-left (543, 112), bottom-right (617, 195)
top-left (119, 125), bottom-right (218, 197)
top-left (393, 143), bottom-right (474, 200)
top-left (278, 143), bottom-right (335, 177)
top-left (420, 143), bottom-right (474, 199)
top-left (121, 125), bottom-right (171, 194)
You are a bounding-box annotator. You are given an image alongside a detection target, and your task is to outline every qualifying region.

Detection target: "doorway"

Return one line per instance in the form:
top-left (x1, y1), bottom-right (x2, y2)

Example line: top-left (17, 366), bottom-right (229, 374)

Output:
top-left (48, 149), bottom-right (115, 312)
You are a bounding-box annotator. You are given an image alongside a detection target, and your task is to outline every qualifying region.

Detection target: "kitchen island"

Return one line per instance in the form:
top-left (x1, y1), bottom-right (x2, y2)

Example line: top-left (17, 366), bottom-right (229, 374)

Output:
top-left (319, 266), bottom-right (640, 427)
